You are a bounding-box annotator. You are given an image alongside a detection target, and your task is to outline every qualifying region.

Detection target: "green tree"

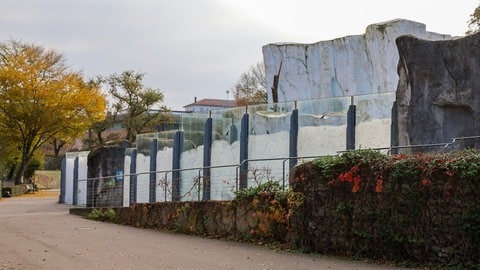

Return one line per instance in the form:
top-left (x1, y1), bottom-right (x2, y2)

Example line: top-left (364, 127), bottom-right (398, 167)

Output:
top-left (101, 70), bottom-right (169, 143)
top-left (233, 62), bottom-right (267, 106)
top-left (467, 4), bottom-right (480, 34)
top-left (0, 40), bottom-right (106, 184)
top-left (88, 111), bottom-right (115, 147)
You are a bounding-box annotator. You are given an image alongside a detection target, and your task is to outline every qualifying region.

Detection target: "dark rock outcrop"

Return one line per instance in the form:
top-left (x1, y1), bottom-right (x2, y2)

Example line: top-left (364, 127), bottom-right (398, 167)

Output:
top-left (394, 33), bottom-right (480, 152)
top-left (87, 143), bottom-right (131, 207)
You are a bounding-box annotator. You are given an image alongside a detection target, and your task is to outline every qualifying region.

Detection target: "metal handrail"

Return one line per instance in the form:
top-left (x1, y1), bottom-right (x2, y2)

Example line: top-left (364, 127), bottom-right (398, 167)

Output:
top-left (337, 135), bottom-right (480, 155)
top-left (77, 135), bottom-right (480, 186)
top-left (72, 136), bottom-right (480, 206)
top-left (76, 155), bottom-right (327, 196)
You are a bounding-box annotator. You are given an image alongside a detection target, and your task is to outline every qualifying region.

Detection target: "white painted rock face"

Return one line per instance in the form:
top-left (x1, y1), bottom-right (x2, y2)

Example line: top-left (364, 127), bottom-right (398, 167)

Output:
top-left (262, 19), bottom-right (452, 103)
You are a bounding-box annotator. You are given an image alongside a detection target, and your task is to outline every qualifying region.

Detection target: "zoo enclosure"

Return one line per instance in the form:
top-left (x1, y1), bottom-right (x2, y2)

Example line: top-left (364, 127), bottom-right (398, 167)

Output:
top-left (62, 92), bottom-right (402, 207)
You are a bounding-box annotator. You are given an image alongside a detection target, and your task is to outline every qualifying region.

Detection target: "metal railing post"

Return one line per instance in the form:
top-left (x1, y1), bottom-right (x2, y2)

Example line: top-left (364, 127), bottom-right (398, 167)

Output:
top-left (149, 139), bottom-right (158, 203)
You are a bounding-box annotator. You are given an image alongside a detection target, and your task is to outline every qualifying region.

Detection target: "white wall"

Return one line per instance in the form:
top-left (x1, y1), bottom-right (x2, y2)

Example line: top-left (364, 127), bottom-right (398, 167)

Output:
top-left (64, 151), bottom-right (89, 205)
top-left (156, 147), bottom-right (173, 202)
top-left (180, 146), bottom-right (204, 201)
top-left (76, 152), bottom-right (89, 206)
top-left (123, 155), bottom-right (131, 207)
top-left (135, 153), bottom-right (150, 203)
top-left (210, 140), bottom-right (240, 200)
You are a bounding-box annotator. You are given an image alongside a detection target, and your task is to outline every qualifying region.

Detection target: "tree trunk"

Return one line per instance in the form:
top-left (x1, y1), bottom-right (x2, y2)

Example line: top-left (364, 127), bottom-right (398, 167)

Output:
top-left (53, 139), bottom-right (66, 157)
top-left (7, 164), bottom-right (16, 183)
top-left (14, 166), bottom-right (25, 185)
top-left (14, 157), bottom-right (29, 185)
top-left (96, 131), bottom-right (104, 146)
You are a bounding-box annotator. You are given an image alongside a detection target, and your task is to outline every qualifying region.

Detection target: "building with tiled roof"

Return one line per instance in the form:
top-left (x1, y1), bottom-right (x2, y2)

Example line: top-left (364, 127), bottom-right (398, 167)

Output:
top-left (183, 97), bottom-right (235, 113)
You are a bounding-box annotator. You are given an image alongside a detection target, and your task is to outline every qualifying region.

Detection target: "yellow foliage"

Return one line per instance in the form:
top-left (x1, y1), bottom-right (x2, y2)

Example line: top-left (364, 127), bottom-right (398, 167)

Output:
top-left (0, 40), bottom-right (106, 179)
top-left (0, 41), bottom-right (106, 136)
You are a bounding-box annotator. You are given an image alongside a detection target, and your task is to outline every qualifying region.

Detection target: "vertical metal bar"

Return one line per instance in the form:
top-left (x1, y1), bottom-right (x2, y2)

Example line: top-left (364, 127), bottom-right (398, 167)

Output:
top-left (202, 117), bottom-right (212, 201)
top-left (198, 170), bottom-right (202, 201)
top-left (172, 131), bottom-right (184, 201)
top-left (164, 172), bottom-right (168, 201)
top-left (91, 179), bottom-right (95, 207)
top-left (289, 108), bottom-right (299, 171)
top-left (346, 96), bottom-right (356, 151)
top-left (92, 179), bottom-right (96, 207)
top-left (390, 101), bottom-right (398, 155)
top-left (129, 149), bottom-right (137, 205)
top-left (59, 157), bottom-right (66, 203)
top-left (282, 159), bottom-right (287, 190)
top-left (239, 111), bottom-right (249, 189)
top-left (235, 166), bottom-right (240, 191)
top-left (72, 157), bottom-right (79, 206)
top-left (149, 139), bottom-right (158, 203)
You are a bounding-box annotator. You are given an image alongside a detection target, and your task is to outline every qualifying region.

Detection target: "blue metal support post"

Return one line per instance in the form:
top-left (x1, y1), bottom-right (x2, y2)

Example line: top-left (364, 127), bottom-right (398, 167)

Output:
top-left (129, 149), bottom-right (137, 205)
top-left (72, 157), bottom-right (79, 206)
top-left (346, 96), bottom-right (356, 151)
top-left (202, 114), bottom-right (213, 200)
top-left (59, 157), bottom-right (66, 203)
top-left (172, 131), bottom-right (184, 201)
top-left (149, 139), bottom-right (158, 203)
top-left (390, 101), bottom-right (398, 154)
top-left (239, 109), bottom-right (249, 189)
top-left (289, 104), bottom-right (299, 172)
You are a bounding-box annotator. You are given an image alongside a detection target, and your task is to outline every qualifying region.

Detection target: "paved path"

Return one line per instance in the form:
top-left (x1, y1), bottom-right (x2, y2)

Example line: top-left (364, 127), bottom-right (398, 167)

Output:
top-left (0, 196), bottom-right (415, 270)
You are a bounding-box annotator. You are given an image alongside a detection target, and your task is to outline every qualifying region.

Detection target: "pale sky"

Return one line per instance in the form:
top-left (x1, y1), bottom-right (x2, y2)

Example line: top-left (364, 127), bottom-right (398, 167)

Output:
top-left (0, 0), bottom-right (477, 110)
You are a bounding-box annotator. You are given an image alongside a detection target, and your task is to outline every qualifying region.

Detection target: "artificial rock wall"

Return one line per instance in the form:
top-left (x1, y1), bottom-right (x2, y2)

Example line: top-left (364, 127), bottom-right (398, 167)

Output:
top-left (262, 19), bottom-right (451, 103)
top-left (87, 143), bottom-right (130, 207)
top-left (394, 32), bottom-right (480, 150)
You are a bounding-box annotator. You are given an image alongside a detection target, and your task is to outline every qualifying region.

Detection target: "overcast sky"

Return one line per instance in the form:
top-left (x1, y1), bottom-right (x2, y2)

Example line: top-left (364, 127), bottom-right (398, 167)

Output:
top-left (0, 0), bottom-right (477, 110)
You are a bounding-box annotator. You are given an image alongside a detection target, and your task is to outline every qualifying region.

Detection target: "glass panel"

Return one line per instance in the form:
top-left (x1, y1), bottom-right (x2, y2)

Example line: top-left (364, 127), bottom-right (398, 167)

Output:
top-left (135, 133), bottom-right (156, 203)
top-left (180, 113), bottom-right (207, 201)
top-left (355, 92), bottom-right (395, 151)
top-left (297, 97), bottom-right (350, 158)
top-left (210, 106), bottom-right (245, 200)
top-left (156, 131), bottom-right (174, 202)
top-left (247, 102), bottom-right (294, 188)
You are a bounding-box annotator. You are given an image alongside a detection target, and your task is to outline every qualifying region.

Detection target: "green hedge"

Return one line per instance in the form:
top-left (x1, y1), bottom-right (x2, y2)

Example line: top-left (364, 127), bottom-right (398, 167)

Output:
top-left (291, 149), bottom-right (480, 267)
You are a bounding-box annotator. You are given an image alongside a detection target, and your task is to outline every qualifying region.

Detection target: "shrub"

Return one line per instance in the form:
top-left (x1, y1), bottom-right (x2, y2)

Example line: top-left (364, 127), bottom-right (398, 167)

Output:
top-left (86, 208), bottom-right (118, 222)
top-left (233, 181), bottom-right (293, 240)
top-left (291, 149), bottom-right (480, 267)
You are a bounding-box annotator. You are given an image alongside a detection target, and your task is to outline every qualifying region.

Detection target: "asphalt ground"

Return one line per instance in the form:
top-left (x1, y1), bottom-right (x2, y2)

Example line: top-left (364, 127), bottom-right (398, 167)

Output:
top-left (0, 193), bottom-right (416, 270)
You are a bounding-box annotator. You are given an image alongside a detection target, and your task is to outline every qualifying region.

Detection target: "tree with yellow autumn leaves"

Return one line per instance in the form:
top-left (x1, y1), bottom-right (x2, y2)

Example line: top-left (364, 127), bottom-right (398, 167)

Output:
top-left (0, 40), bottom-right (106, 184)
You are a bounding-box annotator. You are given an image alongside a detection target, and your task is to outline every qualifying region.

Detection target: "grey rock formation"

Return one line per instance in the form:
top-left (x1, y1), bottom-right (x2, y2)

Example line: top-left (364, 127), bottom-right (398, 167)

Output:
top-left (87, 143), bottom-right (130, 207)
top-left (262, 19), bottom-right (451, 103)
top-left (394, 33), bottom-right (480, 151)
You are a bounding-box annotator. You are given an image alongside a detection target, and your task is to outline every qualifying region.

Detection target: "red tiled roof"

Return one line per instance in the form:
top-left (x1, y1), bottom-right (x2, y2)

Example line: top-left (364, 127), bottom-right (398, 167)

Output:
top-left (184, 98), bottom-right (235, 108)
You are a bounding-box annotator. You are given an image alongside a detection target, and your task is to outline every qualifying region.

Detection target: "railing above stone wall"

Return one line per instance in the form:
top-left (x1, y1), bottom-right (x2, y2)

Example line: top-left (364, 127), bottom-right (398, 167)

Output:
top-left (63, 93), bottom-right (401, 206)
